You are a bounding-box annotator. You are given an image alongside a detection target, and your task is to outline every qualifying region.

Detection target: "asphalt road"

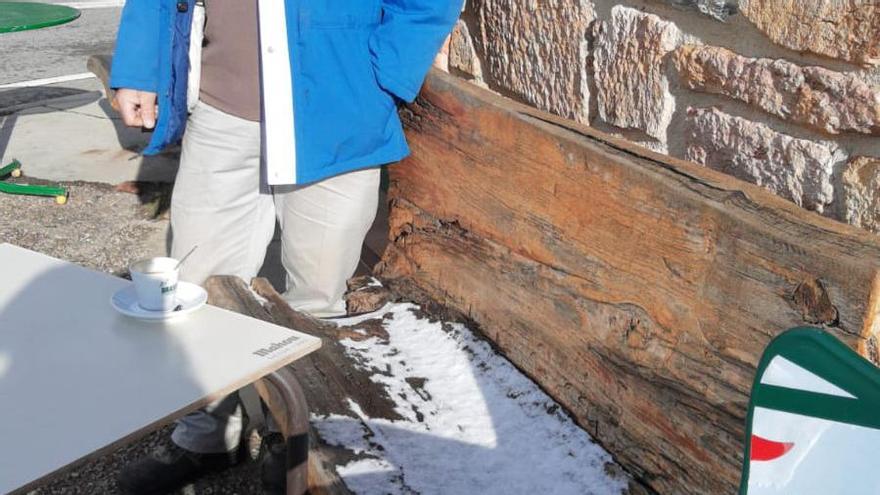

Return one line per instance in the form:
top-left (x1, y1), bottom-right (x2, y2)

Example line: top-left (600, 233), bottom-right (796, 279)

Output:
top-left (0, 3), bottom-right (122, 86)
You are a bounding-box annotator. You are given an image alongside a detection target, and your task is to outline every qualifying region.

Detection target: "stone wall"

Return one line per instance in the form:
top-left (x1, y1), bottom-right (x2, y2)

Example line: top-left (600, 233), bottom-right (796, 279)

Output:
top-left (448, 0), bottom-right (880, 232)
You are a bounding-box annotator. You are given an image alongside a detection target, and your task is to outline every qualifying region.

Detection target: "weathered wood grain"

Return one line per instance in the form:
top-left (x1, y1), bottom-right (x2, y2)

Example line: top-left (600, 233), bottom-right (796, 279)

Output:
top-left (377, 70), bottom-right (880, 494)
top-left (86, 54), bottom-right (114, 101)
top-left (345, 275), bottom-right (394, 315)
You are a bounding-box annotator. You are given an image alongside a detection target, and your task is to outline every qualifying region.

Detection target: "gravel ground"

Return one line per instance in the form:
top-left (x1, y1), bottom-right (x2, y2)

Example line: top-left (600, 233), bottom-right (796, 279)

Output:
top-left (1, 180), bottom-right (267, 494)
top-left (0, 180), bottom-right (168, 275)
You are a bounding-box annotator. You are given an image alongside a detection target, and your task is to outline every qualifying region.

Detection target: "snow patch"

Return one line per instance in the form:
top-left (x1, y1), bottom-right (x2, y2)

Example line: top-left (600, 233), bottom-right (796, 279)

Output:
top-left (312, 303), bottom-right (630, 495)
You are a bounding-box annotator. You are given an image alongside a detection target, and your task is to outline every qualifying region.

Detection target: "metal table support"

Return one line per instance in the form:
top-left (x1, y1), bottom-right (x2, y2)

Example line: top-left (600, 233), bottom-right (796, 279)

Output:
top-left (257, 367), bottom-right (311, 495)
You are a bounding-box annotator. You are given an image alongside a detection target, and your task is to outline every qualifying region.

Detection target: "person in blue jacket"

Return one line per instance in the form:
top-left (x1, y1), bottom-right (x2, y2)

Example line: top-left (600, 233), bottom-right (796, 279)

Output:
top-left (109, 0), bottom-right (460, 492)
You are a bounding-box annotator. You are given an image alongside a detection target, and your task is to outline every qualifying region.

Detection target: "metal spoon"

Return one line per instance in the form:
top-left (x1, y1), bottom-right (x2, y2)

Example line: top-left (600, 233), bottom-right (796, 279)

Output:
top-left (169, 246), bottom-right (198, 313)
top-left (175, 245), bottom-right (198, 271)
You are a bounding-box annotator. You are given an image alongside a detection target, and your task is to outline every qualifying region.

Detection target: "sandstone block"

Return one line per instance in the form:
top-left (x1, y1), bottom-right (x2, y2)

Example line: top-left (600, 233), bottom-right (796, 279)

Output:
top-left (675, 45), bottom-right (880, 136)
top-left (592, 6), bottom-right (682, 146)
top-left (472, 0), bottom-right (595, 123)
top-left (741, 0), bottom-right (880, 67)
top-left (449, 20), bottom-right (485, 84)
top-left (841, 156), bottom-right (880, 233)
top-left (684, 107), bottom-right (842, 212)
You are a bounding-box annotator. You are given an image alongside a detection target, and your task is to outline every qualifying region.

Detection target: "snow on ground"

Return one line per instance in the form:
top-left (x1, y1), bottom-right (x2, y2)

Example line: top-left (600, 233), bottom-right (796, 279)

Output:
top-left (313, 302), bottom-right (631, 495)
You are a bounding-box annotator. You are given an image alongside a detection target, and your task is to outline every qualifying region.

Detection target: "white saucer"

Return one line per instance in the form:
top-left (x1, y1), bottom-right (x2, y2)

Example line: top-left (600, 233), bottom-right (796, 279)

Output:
top-left (111, 281), bottom-right (208, 321)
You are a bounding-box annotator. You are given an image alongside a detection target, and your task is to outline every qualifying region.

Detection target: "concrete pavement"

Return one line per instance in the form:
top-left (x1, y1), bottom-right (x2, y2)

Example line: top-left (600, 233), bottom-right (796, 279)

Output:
top-left (0, 6), bottom-right (120, 85)
top-left (1, 1), bottom-right (179, 184)
top-left (0, 77), bottom-right (180, 184)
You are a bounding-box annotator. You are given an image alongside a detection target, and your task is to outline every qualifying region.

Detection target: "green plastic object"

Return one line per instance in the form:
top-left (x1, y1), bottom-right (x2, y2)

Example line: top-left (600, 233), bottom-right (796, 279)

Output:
top-left (739, 327), bottom-right (880, 494)
top-left (0, 159), bottom-right (21, 178)
top-left (0, 181), bottom-right (66, 197)
top-left (0, 2), bottom-right (80, 33)
top-left (0, 159), bottom-right (69, 203)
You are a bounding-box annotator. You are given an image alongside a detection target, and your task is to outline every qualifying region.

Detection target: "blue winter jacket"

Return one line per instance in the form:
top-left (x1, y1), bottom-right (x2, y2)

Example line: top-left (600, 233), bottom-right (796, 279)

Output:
top-left (109, 0), bottom-right (461, 184)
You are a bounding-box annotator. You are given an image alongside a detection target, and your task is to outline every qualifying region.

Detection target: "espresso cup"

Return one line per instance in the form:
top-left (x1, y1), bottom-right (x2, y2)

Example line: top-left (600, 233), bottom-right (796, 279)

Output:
top-left (129, 257), bottom-right (179, 312)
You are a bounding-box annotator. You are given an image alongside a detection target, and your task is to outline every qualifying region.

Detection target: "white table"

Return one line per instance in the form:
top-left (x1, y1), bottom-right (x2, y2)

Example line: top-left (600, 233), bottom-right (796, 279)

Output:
top-left (0, 243), bottom-right (321, 494)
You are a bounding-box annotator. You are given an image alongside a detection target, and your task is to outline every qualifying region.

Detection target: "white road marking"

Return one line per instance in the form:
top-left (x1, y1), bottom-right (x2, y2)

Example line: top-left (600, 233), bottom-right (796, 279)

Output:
top-left (0, 73), bottom-right (96, 89)
top-left (59, 1), bottom-right (125, 9)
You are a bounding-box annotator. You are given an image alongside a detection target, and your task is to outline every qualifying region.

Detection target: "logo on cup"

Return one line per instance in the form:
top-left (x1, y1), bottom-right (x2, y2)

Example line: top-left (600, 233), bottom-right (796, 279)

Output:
top-left (130, 257), bottom-right (181, 312)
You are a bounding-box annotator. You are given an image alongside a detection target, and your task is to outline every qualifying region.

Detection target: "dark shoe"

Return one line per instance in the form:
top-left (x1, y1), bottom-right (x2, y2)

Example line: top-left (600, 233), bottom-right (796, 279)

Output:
top-left (117, 443), bottom-right (238, 495)
top-left (260, 433), bottom-right (286, 495)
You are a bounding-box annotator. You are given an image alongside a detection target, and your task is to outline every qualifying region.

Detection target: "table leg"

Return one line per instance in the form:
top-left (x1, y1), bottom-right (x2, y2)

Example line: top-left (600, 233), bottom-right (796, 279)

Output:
top-left (256, 367), bottom-right (310, 495)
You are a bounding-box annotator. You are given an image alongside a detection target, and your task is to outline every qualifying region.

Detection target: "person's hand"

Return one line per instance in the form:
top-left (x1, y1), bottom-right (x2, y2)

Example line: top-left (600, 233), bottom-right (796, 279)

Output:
top-left (112, 89), bottom-right (158, 129)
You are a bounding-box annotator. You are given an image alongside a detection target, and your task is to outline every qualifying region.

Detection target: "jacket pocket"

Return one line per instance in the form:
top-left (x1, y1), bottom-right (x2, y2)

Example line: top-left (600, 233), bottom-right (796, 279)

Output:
top-left (299, 1), bottom-right (381, 30)
top-left (297, 27), bottom-right (397, 166)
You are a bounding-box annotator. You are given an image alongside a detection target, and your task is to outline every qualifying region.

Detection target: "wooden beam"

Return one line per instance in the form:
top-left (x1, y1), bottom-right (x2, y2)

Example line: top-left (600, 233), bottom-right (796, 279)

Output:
top-left (204, 276), bottom-right (403, 495)
top-left (86, 54), bottom-right (113, 101)
top-left (377, 70), bottom-right (880, 494)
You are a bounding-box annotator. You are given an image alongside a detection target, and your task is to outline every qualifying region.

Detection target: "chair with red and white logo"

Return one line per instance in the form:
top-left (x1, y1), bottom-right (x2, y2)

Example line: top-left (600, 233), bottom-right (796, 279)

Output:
top-left (739, 327), bottom-right (880, 494)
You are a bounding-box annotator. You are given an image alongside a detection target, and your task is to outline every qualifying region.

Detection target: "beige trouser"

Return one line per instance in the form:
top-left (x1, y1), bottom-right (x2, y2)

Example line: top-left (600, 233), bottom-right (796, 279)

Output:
top-left (171, 102), bottom-right (380, 453)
